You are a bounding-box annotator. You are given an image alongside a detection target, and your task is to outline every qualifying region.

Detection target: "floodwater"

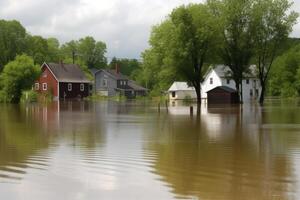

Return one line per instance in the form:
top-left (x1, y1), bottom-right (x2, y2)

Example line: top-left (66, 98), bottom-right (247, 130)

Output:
top-left (1, 100), bottom-right (300, 200)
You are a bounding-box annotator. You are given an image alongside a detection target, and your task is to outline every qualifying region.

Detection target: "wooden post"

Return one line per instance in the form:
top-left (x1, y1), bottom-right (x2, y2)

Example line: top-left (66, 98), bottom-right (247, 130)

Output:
top-left (158, 103), bottom-right (160, 113)
top-left (165, 100), bottom-right (168, 113)
top-left (190, 106), bottom-right (193, 117)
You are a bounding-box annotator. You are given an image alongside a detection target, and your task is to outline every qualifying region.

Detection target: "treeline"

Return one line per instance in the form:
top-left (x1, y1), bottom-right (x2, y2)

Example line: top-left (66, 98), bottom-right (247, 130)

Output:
top-left (0, 19), bottom-right (142, 103)
top-left (136, 0), bottom-right (299, 104)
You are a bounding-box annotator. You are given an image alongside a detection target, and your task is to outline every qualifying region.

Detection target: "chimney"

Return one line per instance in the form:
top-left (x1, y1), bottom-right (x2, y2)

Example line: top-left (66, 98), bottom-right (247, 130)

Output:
top-left (115, 63), bottom-right (120, 74)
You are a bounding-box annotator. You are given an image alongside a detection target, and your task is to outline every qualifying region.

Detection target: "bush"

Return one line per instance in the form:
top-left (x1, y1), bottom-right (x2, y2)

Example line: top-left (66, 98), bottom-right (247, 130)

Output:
top-left (21, 90), bottom-right (38, 103)
top-left (0, 54), bottom-right (40, 103)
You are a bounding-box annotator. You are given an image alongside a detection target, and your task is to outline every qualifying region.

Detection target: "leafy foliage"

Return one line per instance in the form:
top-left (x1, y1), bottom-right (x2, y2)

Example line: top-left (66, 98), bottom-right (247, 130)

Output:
top-left (0, 55), bottom-right (40, 103)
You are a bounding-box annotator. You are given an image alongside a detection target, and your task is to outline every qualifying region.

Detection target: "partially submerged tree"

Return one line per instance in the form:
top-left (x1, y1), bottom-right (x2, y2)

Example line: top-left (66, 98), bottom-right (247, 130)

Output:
top-left (209, 0), bottom-right (256, 103)
top-left (252, 0), bottom-right (298, 104)
top-left (142, 3), bottom-right (218, 104)
top-left (0, 55), bottom-right (40, 103)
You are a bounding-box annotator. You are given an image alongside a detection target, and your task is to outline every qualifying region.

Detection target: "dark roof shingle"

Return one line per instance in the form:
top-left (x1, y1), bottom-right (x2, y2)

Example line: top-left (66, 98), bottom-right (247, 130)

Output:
top-left (45, 63), bottom-right (90, 83)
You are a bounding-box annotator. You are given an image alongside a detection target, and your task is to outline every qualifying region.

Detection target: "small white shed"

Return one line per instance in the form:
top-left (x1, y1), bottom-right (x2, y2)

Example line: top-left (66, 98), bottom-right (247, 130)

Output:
top-left (168, 82), bottom-right (197, 100)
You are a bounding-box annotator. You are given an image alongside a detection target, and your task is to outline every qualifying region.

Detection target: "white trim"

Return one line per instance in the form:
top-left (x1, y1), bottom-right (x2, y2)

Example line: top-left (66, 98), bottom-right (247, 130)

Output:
top-left (68, 83), bottom-right (72, 91)
top-left (42, 63), bottom-right (59, 82)
top-left (80, 83), bottom-right (84, 91)
top-left (35, 83), bottom-right (39, 90)
top-left (42, 83), bottom-right (47, 91)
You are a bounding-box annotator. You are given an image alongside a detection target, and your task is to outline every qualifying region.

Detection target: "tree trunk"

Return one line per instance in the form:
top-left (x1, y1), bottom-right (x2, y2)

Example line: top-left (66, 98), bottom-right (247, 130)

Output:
top-left (194, 83), bottom-right (201, 115)
top-left (235, 81), bottom-right (241, 104)
top-left (259, 83), bottom-right (266, 105)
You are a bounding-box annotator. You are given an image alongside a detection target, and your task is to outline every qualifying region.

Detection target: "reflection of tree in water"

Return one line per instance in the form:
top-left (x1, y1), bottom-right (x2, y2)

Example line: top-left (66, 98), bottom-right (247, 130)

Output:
top-left (145, 106), bottom-right (297, 200)
top-left (0, 105), bottom-right (49, 181)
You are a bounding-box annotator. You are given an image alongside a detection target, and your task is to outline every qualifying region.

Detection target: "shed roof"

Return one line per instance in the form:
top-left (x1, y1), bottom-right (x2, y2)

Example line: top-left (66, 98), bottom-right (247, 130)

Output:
top-left (168, 82), bottom-right (195, 92)
top-left (128, 80), bottom-right (148, 91)
top-left (207, 86), bottom-right (237, 93)
top-left (45, 62), bottom-right (90, 83)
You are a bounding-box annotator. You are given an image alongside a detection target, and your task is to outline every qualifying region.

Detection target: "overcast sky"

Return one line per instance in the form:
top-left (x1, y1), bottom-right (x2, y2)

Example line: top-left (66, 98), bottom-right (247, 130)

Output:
top-left (0, 0), bottom-right (299, 59)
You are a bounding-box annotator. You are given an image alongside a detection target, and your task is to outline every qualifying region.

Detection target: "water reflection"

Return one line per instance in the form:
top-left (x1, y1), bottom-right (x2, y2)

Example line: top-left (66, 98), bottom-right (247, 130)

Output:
top-left (0, 101), bottom-right (300, 199)
top-left (146, 103), bottom-right (299, 199)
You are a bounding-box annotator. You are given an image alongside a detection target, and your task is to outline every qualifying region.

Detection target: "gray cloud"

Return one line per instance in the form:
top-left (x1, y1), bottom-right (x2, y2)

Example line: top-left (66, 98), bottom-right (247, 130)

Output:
top-left (0, 0), bottom-right (299, 59)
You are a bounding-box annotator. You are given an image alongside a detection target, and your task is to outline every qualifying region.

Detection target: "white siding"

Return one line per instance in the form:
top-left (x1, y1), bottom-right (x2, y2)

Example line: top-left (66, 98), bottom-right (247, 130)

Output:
top-left (201, 70), bottom-right (223, 99)
top-left (200, 68), bottom-right (262, 102)
top-left (169, 90), bottom-right (197, 100)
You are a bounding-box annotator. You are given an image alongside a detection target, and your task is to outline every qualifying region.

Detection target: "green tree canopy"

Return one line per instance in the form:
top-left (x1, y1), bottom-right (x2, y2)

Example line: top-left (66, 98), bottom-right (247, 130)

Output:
top-left (0, 55), bottom-right (40, 103)
top-left (0, 20), bottom-right (27, 70)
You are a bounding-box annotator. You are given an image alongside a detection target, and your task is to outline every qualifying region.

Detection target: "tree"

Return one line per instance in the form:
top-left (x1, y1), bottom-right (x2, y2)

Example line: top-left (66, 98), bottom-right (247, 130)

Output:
top-left (25, 35), bottom-right (49, 64)
top-left (252, 0), bottom-right (298, 104)
top-left (77, 36), bottom-right (107, 69)
top-left (47, 37), bottom-right (61, 62)
top-left (108, 58), bottom-right (141, 77)
top-left (142, 3), bottom-right (218, 103)
top-left (61, 37), bottom-right (107, 68)
top-left (0, 20), bottom-right (27, 70)
top-left (0, 55), bottom-right (40, 103)
top-left (209, 0), bottom-right (256, 103)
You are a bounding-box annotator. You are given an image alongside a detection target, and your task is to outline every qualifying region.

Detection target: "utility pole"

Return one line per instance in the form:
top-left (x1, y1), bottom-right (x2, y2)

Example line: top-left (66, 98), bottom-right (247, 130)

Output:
top-left (72, 51), bottom-right (75, 64)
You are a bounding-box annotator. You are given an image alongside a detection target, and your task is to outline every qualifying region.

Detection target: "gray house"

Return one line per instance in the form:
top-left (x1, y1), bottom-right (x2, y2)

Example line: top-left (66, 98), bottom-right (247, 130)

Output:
top-left (94, 67), bottom-right (148, 98)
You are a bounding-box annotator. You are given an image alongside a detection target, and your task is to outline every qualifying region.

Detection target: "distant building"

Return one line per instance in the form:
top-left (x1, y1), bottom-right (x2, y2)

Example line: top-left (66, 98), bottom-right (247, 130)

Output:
top-left (201, 65), bottom-right (261, 102)
top-left (168, 65), bottom-right (261, 103)
top-left (94, 65), bottom-right (148, 98)
top-left (35, 62), bottom-right (91, 100)
top-left (207, 86), bottom-right (239, 104)
top-left (168, 82), bottom-right (197, 100)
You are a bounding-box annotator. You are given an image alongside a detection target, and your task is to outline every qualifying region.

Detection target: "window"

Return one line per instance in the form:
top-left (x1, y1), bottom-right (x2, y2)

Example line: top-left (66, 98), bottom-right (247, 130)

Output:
top-left (80, 83), bottom-right (84, 91)
top-left (103, 79), bottom-right (107, 87)
top-left (210, 78), bottom-right (213, 84)
top-left (246, 79), bottom-right (250, 84)
top-left (42, 83), bottom-right (47, 91)
top-left (68, 83), bottom-right (72, 91)
top-left (250, 89), bottom-right (253, 96)
top-left (124, 81), bottom-right (127, 85)
top-left (35, 83), bottom-right (39, 90)
top-left (120, 81), bottom-right (123, 86)
top-left (226, 79), bottom-right (230, 84)
top-left (172, 92), bottom-right (176, 98)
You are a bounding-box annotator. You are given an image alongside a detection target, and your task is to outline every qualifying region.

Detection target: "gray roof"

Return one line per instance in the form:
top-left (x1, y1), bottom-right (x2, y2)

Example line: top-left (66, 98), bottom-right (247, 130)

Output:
top-left (211, 64), bottom-right (257, 78)
top-left (105, 69), bottom-right (129, 80)
top-left (45, 63), bottom-right (90, 83)
top-left (207, 86), bottom-right (237, 93)
top-left (168, 82), bottom-right (195, 92)
top-left (128, 80), bottom-right (148, 91)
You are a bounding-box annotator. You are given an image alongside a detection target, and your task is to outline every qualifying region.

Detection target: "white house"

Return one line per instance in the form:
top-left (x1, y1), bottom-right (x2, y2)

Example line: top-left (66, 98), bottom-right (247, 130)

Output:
top-left (168, 82), bottom-right (197, 100)
top-left (201, 65), bottom-right (261, 102)
top-left (168, 65), bottom-right (261, 103)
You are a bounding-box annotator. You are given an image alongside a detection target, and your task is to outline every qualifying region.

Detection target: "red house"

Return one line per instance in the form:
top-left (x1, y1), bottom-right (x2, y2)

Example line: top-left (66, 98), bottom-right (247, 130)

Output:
top-left (35, 62), bottom-right (90, 100)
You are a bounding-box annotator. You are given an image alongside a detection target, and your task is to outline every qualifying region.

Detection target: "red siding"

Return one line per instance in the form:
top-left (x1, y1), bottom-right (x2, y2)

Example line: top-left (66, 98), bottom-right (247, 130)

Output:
top-left (35, 64), bottom-right (59, 98)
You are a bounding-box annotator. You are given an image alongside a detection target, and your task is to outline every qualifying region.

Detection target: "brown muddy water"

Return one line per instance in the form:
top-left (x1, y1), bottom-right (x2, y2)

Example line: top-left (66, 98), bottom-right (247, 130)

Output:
top-left (0, 100), bottom-right (300, 200)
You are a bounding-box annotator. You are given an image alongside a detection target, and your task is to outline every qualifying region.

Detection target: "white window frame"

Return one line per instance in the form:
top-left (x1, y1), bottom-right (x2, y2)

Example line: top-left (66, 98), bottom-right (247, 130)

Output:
top-left (80, 83), bottom-right (84, 91)
top-left (35, 83), bottom-right (39, 90)
top-left (42, 83), bottom-right (47, 91)
top-left (68, 83), bottom-right (72, 91)
top-left (103, 79), bottom-right (107, 87)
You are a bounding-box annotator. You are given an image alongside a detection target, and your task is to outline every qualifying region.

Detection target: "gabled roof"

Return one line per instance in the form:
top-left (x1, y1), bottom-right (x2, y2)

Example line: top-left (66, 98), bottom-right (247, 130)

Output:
top-left (97, 69), bottom-right (129, 80)
top-left (44, 63), bottom-right (90, 83)
top-left (207, 86), bottom-right (237, 93)
top-left (168, 82), bottom-right (195, 92)
top-left (128, 80), bottom-right (148, 91)
top-left (207, 64), bottom-right (258, 78)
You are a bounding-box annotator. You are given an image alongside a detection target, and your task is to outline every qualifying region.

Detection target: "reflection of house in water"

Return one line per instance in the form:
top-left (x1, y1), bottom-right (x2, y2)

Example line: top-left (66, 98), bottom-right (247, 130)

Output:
top-left (144, 105), bottom-right (296, 200)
